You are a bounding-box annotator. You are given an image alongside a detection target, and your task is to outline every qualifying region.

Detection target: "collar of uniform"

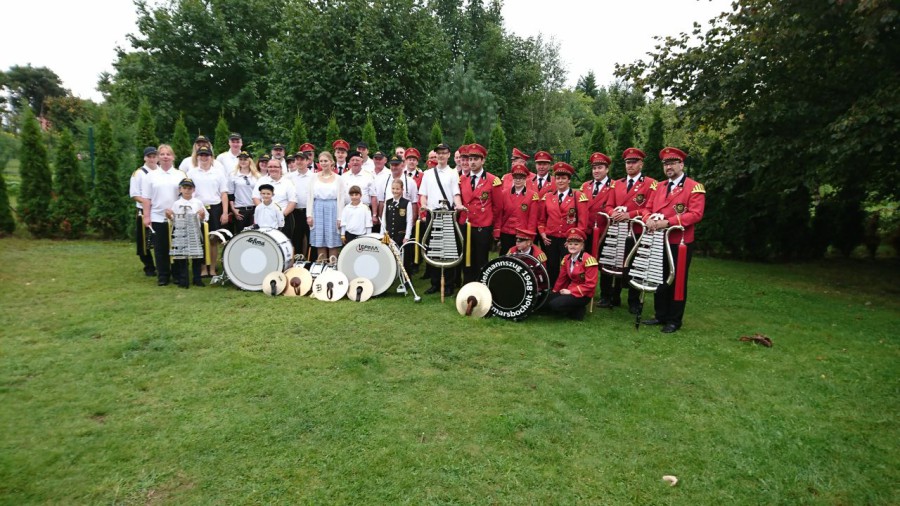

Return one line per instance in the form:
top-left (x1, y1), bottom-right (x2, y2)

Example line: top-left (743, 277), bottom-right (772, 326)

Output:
top-left (668, 174), bottom-right (685, 186)
top-left (558, 189), bottom-right (569, 199)
top-left (470, 170), bottom-right (483, 179)
top-left (595, 176), bottom-right (608, 187)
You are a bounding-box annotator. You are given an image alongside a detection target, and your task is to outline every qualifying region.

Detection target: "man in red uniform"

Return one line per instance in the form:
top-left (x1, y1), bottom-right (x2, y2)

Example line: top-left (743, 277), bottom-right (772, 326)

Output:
top-left (608, 147), bottom-right (657, 313)
top-left (546, 228), bottom-right (598, 321)
top-left (506, 227), bottom-right (547, 267)
top-left (640, 147), bottom-right (705, 333)
top-left (459, 143), bottom-right (503, 284)
top-left (332, 139), bottom-right (350, 175)
top-left (404, 147), bottom-right (424, 189)
top-left (531, 150), bottom-right (555, 197)
top-left (497, 163), bottom-right (540, 253)
top-left (538, 162), bottom-right (589, 287)
top-left (580, 152), bottom-right (617, 308)
top-left (501, 147), bottom-right (533, 189)
top-left (299, 143), bottom-right (318, 172)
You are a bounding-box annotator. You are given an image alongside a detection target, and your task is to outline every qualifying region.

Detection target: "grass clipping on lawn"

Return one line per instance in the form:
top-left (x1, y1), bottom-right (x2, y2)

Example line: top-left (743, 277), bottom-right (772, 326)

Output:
top-left (0, 238), bottom-right (898, 504)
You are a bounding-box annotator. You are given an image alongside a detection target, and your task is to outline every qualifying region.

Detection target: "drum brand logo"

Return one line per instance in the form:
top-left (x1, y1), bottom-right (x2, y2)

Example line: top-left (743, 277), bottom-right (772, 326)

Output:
top-left (247, 237), bottom-right (267, 246)
top-left (356, 244), bottom-right (380, 253)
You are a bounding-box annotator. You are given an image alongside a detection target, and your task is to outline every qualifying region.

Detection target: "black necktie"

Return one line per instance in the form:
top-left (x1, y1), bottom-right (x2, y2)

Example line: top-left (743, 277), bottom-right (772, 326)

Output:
top-left (558, 192), bottom-right (564, 203)
top-left (470, 174), bottom-right (477, 191)
top-left (593, 181), bottom-right (600, 196)
top-left (538, 177), bottom-right (544, 190)
top-left (667, 181), bottom-right (674, 196)
top-left (627, 179), bottom-right (634, 192)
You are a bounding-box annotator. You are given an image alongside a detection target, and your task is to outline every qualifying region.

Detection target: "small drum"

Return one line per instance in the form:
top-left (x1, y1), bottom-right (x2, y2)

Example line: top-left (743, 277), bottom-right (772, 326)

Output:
top-left (480, 253), bottom-right (550, 320)
top-left (336, 234), bottom-right (397, 296)
top-left (222, 228), bottom-right (293, 291)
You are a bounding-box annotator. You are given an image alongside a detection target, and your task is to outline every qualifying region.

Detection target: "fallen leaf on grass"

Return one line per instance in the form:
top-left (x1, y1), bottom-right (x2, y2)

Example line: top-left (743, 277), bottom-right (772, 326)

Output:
top-left (739, 333), bottom-right (773, 347)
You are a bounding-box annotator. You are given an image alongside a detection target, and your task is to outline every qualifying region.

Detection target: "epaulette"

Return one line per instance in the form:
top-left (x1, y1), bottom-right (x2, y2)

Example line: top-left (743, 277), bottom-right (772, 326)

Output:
top-left (541, 194), bottom-right (547, 201)
top-left (609, 180), bottom-right (615, 188)
top-left (492, 177), bottom-right (501, 187)
top-left (692, 183), bottom-right (706, 194)
top-left (132, 169), bottom-right (143, 178)
top-left (650, 181), bottom-right (658, 191)
top-left (537, 253), bottom-right (547, 263)
top-left (578, 192), bottom-right (589, 203)
top-left (532, 193), bottom-right (540, 201)
top-left (584, 255), bottom-right (598, 267)
top-left (560, 258), bottom-right (566, 266)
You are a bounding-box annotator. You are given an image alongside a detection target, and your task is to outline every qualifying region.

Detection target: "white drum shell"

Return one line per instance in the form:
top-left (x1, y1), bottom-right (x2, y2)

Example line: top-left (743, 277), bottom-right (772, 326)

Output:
top-left (223, 228), bottom-right (293, 291)
top-left (336, 234), bottom-right (397, 296)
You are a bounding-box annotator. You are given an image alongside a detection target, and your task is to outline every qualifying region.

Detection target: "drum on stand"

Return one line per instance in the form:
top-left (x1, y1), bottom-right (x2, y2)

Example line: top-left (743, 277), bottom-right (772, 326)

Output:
top-left (222, 228), bottom-right (294, 291)
top-left (480, 253), bottom-right (550, 321)
top-left (336, 233), bottom-right (397, 296)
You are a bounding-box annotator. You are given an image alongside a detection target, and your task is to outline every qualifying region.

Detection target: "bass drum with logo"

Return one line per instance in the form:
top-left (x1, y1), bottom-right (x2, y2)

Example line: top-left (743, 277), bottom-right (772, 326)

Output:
top-left (222, 228), bottom-right (294, 291)
top-left (336, 233), bottom-right (397, 296)
top-left (480, 253), bottom-right (550, 321)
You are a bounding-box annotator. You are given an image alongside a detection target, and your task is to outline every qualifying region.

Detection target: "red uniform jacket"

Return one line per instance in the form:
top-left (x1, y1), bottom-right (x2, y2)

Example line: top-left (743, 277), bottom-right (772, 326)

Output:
top-left (581, 178), bottom-right (615, 234)
top-left (506, 244), bottom-right (547, 266)
top-left (538, 189), bottom-right (589, 238)
top-left (459, 170), bottom-right (503, 229)
top-left (406, 170), bottom-right (424, 190)
top-left (500, 170), bottom-right (537, 191)
top-left (497, 187), bottom-right (539, 236)
top-left (607, 174), bottom-right (657, 234)
top-left (531, 173), bottom-right (555, 198)
top-left (642, 176), bottom-right (706, 244)
top-left (553, 252), bottom-right (598, 297)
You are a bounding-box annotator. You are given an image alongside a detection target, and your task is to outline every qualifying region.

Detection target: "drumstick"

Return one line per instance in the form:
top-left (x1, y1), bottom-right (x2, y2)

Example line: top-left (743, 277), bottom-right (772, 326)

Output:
top-left (356, 286), bottom-right (363, 302)
top-left (465, 295), bottom-right (478, 316)
top-left (327, 282), bottom-right (334, 300)
top-left (270, 279), bottom-right (278, 296)
top-left (290, 277), bottom-right (301, 295)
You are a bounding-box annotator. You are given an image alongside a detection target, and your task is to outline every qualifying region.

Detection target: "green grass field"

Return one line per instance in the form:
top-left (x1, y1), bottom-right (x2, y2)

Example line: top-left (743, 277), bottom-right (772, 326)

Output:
top-left (1, 238), bottom-right (897, 504)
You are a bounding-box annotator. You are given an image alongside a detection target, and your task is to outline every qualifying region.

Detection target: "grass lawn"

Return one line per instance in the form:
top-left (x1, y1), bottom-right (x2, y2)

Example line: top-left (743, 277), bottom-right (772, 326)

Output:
top-left (1, 238), bottom-right (897, 504)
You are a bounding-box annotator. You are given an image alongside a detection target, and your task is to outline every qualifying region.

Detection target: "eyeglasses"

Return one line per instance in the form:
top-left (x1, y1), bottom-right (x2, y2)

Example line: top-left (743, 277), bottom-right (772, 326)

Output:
top-left (662, 160), bottom-right (682, 167)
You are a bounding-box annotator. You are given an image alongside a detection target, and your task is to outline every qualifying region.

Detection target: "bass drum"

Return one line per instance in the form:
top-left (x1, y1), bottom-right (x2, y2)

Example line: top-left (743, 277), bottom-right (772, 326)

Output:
top-left (480, 253), bottom-right (550, 320)
top-left (222, 228), bottom-right (294, 291)
top-left (336, 233), bottom-right (397, 296)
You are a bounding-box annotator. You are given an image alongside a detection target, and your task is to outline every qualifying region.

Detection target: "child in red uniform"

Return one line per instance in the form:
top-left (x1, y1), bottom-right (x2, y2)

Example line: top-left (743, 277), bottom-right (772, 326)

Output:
top-left (546, 228), bottom-right (598, 321)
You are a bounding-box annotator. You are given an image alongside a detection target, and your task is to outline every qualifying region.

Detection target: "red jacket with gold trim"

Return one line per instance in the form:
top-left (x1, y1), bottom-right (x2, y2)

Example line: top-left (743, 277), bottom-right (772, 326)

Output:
top-left (581, 178), bottom-right (615, 234)
top-left (552, 252), bottom-right (598, 297)
top-left (459, 170), bottom-right (503, 229)
top-left (642, 176), bottom-right (705, 244)
top-left (607, 174), bottom-right (657, 234)
top-left (538, 189), bottom-right (589, 238)
top-left (497, 187), bottom-right (539, 236)
top-left (506, 244), bottom-right (547, 267)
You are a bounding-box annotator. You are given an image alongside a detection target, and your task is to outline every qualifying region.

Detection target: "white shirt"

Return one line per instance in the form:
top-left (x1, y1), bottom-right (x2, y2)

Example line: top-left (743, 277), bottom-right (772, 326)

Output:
top-left (142, 167), bottom-right (188, 222)
top-left (341, 170), bottom-right (376, 204)
top-left (255, 201), bottom-right (285, 229)
top-left (171, 196), bottom-right (208, 221)
top-left (289, 171), bottom-right (314, 209)
top-left (361, 158), bottom-right (375, 175)
top-left (129, 164), bottom-right (156, 209)
top-left (307, 176), bottom-right (345, 211)
top-left (216, 150), bottom-right (241, 174)
top-left (376, 171), bottom-right (418, 204)
top-left (187, 166), bottom-right (228, 206)
top-left (340, 202), bottom-right (373, 235)
top-left (419, 165), bottom-right (460, 210)
top-left (179, 156), bottom-right (226, 177)
top-left (228, 171), bottom-right (258, 208)
top-left (253, 177), bottom-right (297, 209)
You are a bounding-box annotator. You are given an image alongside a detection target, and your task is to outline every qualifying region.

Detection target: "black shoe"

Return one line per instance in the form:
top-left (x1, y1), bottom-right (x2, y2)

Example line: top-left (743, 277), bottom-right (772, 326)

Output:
top-left (444, 288), bottom-right (455, 297)
top-left (596, 298), bottom-right (613, 308)
top-left (642, 318), bottom-right (662, 326)
top-left (158, 279), bottom-right (170, 286)
top-left (629, 305), bottom-right (641, 314)
top-left (661, 323), bottom-right (680, 333)
top-left (424, 286), bottom-right (440, 294)
top-left (144, 269), bottom-right (157, 277)
top-left (193, 279), bottom-right (205, 287)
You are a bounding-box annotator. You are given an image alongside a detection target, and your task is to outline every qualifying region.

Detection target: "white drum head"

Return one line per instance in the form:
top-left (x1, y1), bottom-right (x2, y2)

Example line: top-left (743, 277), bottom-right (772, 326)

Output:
top-left (283, 266), bottom-right (313, 297)
top-left (336, 235), bottom-right (397, 295)
top-left (312, 270), bottom-right (350, 301)
top-left (222, 229), bottom-right (293, 291)
top-left (263, 271), bottom-right (288, 296)
top-left (347, 277), bottom-right (375, 302)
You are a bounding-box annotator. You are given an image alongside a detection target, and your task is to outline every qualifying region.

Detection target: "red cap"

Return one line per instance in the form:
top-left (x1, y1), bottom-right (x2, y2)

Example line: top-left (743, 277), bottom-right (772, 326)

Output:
top-left (332, 139), bottom-right (350, 151)
top-left (458, 144), bottom-right (470, 156)
top-left (589, 152), bottom-right (611, 166)
top-left (659, 146), bottom-right (687, 162)
top-left (622, 147), bottom-right (645, 160)
top-left (512, 147), bottom-right (530, 160)
top-left (553, 162), bottom-right (574, 177)
top-left (468, 143), bottom-right (487, 158)
top-left (299, 143), bottom-right (316, 152)
top-left (533, 151), bottom-right (553, 163)
top-left (566, 228), bottom-right (586, 242)
top-left (426, 159), bottom-right (438, 168)
top-left (510, 163), bottom-right (529, 177)
top-left (515, 228), bottom-right (535, 239)
top-left (405, 147), bottom-right (421, 160)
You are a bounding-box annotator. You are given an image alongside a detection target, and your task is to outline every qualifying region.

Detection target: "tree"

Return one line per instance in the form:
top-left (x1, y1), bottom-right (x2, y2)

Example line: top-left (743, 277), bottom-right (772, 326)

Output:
top-left (325, 114), bottom-right (341, 151)
top-left (392, 108), bottom-right (411, 149)
top-left (486, 117), bottom-right (508, 174)
top-left (361, 113), bottom-right (378, 152)
top-left (50, 129), bottom-right (89, 238)
top-left (17, 105), bottom-right (54, 237)
top-left (290, 114), bottom-right (308, 152)
top-left (2, 65), bottom-right (68, 115)
top-left (576, 71), bottom-right (599, 99)
top-left (213, 113), bottom-right (230, 155)
top-left (643, 107), bottom-right (665, 179)
top-left (171, 113), bottom-right (191, 162)
top-left (428, 120), bottom-right (443, 152)
top-left (135, 98), bottom-right (159, 163)
top-left (587, 116), bottom-right (611, 157)
top-left (90, 114), bottom-right (128, 239)
top-left (434, 62), bottom-right (497, 147)
top-left (612, 116), bottom-right (635, 176)
top-left (43, 95), bottom-right (92, 132)
top-left (617, 0), bottom-right (899, 259)
top-left (0, 170), bottom-right (14, 235)
top-left (462, 122), bottom-right (476, 145)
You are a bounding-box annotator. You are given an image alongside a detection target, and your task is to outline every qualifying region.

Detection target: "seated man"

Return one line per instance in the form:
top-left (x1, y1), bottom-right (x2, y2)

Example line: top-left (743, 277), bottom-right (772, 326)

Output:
top-left (546, 228), bottom-right (598, 321)
top-left (506, 227), bottom-right (547, 268)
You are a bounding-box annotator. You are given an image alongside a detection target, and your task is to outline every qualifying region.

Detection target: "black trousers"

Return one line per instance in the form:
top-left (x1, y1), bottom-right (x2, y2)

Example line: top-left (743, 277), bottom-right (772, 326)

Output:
top-left (463, 225), bottom-right (493, 284)
top-left (499, 232), bottom-right (516, 257)
top-left (654, 242), bottom-right (693, 327)
top-left (344, 231), bottom-right (360, 244)
top-left (233, 206), bottom-right (255, 234)
top-left (615, 236), bottom-right (642, 308)
top-left (424, 211), bottom-right (459, 292)
top-left (291, 208), bottom-right (309, 256)
top-left (172, 258), bottom-right (202, 286)
top-left (545, 235), bottom-right (567, 288)
top-left (547, 292), bottom-right (591, 320)
top-left (135, 212), bottom-right (155, 272)
top-left (151, 221), bottom-right (171, 283)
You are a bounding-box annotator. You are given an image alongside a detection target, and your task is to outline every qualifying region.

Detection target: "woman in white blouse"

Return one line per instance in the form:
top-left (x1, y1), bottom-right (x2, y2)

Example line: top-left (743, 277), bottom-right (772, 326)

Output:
top-left (227, 151), bottom-right (259, 232)
top-left (307, 152), bottom-right (345, 260)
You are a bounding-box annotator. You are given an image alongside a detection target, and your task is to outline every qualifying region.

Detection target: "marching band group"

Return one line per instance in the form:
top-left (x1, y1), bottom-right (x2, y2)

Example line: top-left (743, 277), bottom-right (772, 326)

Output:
top-left (131, 134), bottom-right (705, 332)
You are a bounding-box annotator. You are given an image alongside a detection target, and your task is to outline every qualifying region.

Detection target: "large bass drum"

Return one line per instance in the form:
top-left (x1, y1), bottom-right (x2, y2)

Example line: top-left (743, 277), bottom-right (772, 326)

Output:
top-left (336, 233), bottom-right (397, 296)
top-left (480, 253), bottom-right (550, 320)
top-left (222, 228), bottom-right (293, 291)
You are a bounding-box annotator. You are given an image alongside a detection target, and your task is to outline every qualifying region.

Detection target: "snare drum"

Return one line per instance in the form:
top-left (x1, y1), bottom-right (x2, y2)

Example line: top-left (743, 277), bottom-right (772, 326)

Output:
top-left (480, 253), bottom-right (550, 320)
top-left (222, 228), bottom-right (294, 291)
top-left (336, 233), bottom-right (397, 296)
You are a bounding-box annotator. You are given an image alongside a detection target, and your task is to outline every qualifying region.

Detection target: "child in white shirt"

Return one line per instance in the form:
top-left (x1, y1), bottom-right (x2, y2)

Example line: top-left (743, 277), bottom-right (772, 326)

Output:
top-left (165, 178), bottom-right (208, 288)
top-left (340, 185), bottom-right (373, 244)
top-left (254, 184), bottom-right (285, 229)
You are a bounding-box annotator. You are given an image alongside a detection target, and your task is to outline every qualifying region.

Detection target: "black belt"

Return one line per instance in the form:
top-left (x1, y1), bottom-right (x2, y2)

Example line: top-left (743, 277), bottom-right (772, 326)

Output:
top-left (237, 206), bottom-right (254, 211)
top-left (205, 203), bottom-right (223, 209)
